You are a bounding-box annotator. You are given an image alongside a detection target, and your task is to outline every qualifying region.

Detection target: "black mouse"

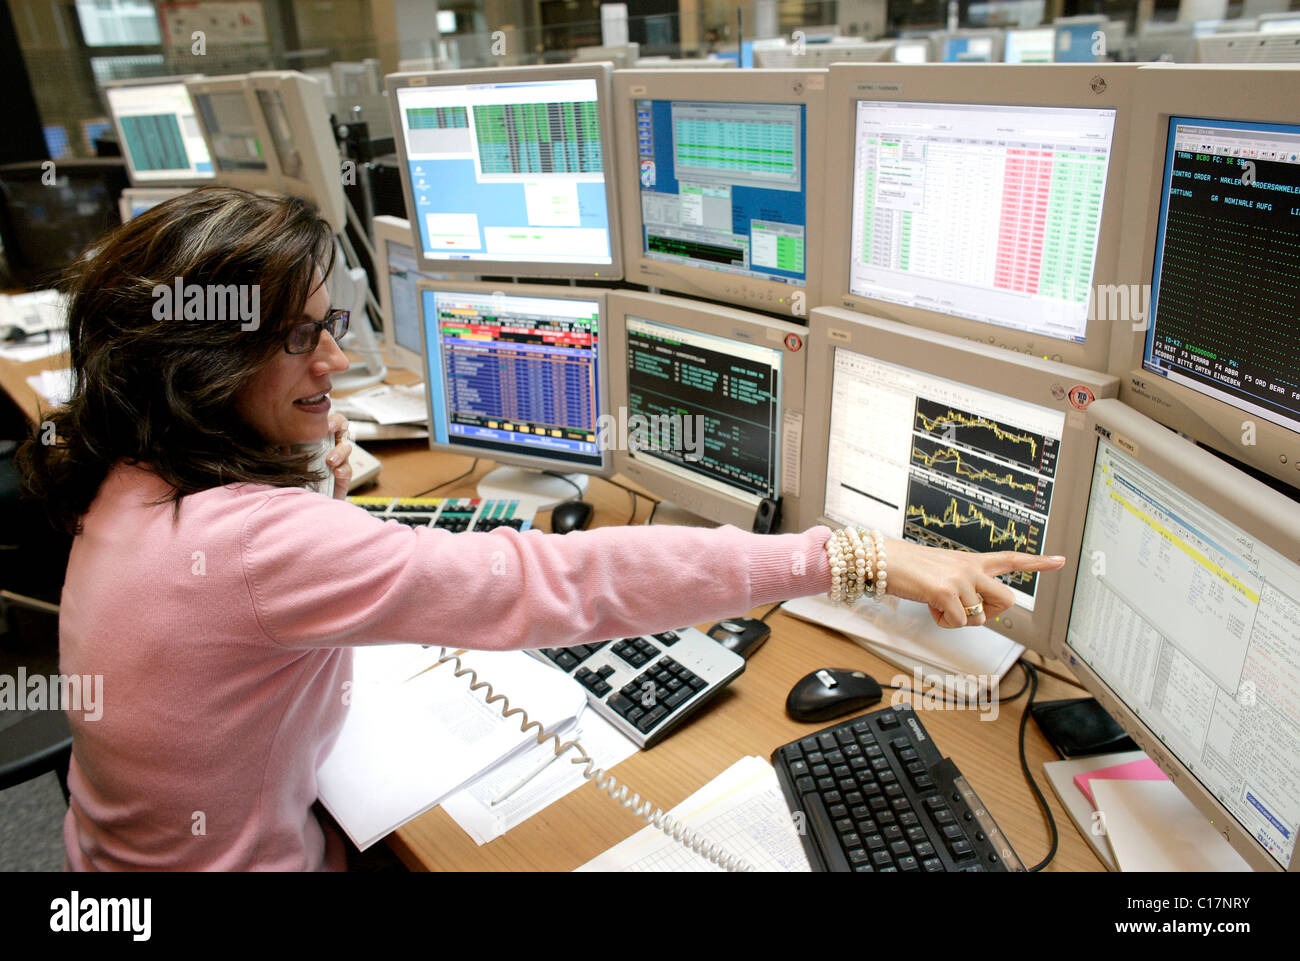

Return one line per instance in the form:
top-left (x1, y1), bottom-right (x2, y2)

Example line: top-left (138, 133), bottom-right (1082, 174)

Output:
top-left (786, 668), bottom-right (883, 723)
top-left (2, 325), bottom-right (27, 343)
top-left (550, 499), bottom-right (592, 534)
top-left (706, 617), bottom-right (771, 659)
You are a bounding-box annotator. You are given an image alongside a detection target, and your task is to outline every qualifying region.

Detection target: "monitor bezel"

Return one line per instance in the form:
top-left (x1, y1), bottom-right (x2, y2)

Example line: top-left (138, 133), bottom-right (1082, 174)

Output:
top-left (821, 63), bottom-right (1140, 373)
top-left (386, 63), bottom-right (625, 281)
top-left (606, 290), bottom-right (810, 530)
top-left (799, 305), bottom-right (1120, 654)
top-left (1049, 397), bottom-right (1300, 873)
top-left (101, 74), bottom-right (216, 188)
top-left (612, 68), bottom-right (828, 322)
top-left (1107, 63), bottom-right (1300, 492)
top-left (185, 75), bottom-right (284, 196)
top-left (415, 278), bottom-right (614, 478)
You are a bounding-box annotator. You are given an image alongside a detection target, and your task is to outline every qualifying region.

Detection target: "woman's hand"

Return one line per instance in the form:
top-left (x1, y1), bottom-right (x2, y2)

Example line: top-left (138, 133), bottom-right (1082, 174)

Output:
top-left (326, 413), bottom-right (352, 501)
top-left (879, 537), bottom-right (1065, 628)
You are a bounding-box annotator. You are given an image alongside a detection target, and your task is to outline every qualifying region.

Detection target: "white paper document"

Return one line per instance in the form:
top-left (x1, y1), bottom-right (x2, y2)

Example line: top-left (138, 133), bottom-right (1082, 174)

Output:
top-left (333, 382), bottom-right (428, 425)
top-left (576, 755), bottom-right (812, 872)
top-left (441, 705), bottom-right (639, 845)
top-left (24, 367), bottom-right (74, 407)
top-left (317, 646), bottom-right (588, 850)
top-left (1090, 779), bottom-right (1253, 872)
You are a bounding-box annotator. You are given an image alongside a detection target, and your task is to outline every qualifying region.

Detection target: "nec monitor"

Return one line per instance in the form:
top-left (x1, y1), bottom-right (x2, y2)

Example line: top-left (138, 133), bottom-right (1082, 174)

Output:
top-left (417, 280), bottom-right (612, 487)
top-left (186, 76), bottom-right (281, 195)
top-left (388, 64), bottom-right (623, 280)
top-left (1108, 64), bottom-right (1300, 491)
top-left (800, 306), bottom-right (1119, 653)
top-left (1050, 398), bottom-right (1300, 871)
top-left (821, 63), bottom-right (1138, 372)
top-left (613, 69), bottom-right (827, 320)
top-left (1005, 28), bottom-right (1056, 62)
top-left (605, 291), bottom-right (809, 530)
top-left (102, 76), bottom-right (215, 186)
top-left (374, 214), bottom-right (446, 374)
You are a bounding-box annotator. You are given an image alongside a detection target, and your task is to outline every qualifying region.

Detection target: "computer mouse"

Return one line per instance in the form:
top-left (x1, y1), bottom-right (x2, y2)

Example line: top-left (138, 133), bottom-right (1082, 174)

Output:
top-left (550, 499), bottom-right (592, 534)
top-left (786, 668), bottom-right (883, 723)
top-left (706, 617), bottom-right (771, 659)
top-left (2, 325), bottom-right (27, 343)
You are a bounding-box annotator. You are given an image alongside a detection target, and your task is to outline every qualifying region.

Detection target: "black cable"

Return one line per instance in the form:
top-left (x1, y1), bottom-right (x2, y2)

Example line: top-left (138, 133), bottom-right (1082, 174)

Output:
top-left (412, 458), bottom-right (479, 498)
top-left (1017, 660), bottom-right (1059, 873)
top-left (759, 600), bottom-right (785, 622)
top-left (646, 500), bottom-right (659, 525)
top-left (624, 487), bottom-right (639, 526)
top-left (542, 470), bottom-right (584, 501)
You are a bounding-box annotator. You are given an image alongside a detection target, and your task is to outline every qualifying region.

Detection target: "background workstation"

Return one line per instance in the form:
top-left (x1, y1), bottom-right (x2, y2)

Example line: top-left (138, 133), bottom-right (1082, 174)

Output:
top-left (1, 0), bottom-right (1299, 877)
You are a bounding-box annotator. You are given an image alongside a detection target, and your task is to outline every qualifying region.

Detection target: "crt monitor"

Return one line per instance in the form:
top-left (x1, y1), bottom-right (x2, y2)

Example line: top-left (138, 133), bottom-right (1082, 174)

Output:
top-left (613, 69), bottom-right (827, 321)
top-left (101, 76), bottom-right (215, 187)
top-left (374, 214), bottom-right (445, 374)
top-left (417, 280), bottom-right (612, 503)
top-left (387, 64), bottom-right (623, 281)
top-left (247, 71), bottom-right (346, 232)
top-left (605, 291), bottom-right (809, 531)
top-left (821, 63), bottom-right (1139, 373)
top-left (1004, 28), bottom-right (1056, 63)
top-left (186, 75), bottom-right (282, 195)
top-left (1051, 398), bottom-right (1300, 872)
top-left (1109, 64), bottom-right (1300, 491)
top-left (799, 306), bottom-right (1119, 654)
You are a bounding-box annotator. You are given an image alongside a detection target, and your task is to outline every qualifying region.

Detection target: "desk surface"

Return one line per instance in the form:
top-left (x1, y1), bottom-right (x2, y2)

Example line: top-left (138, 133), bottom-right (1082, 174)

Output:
top-left (0, 347), bottom-right (1104, 873)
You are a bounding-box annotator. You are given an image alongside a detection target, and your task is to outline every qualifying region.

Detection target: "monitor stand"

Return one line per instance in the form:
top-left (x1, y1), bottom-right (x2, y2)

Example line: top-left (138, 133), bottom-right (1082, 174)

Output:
top-left (648, 500), bottom-right (714, 527)
top-left (475, 466), bottom-right (589, 510)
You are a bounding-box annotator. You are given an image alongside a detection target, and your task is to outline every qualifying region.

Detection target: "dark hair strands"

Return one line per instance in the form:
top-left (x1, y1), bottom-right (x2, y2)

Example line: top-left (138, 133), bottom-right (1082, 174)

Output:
top-left (17, 185), bottom-right (338, 534)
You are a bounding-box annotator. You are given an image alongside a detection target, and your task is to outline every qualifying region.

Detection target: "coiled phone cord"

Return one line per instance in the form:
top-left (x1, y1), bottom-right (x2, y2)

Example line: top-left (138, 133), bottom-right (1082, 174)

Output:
top-left (425, 647), bottom-right (756, 873)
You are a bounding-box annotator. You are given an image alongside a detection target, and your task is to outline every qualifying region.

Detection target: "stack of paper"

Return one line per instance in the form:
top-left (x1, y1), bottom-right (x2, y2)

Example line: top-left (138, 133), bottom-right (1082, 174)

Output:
top-left (332, 382), bottom-right (429, 440)
top-left (783, 593), bottom-right (1023, 697)
top-left (317, 646), bottom-right (589, 850)
top-left (577, 756), bottom-right (812, 872)
top-left (25, 367), bottom-right (74, 406)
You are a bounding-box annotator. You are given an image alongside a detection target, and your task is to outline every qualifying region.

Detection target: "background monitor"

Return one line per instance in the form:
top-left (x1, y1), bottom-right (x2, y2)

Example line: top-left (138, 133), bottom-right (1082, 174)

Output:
top-left (753, 41), bottom-right (895, 68)
top-left (1196, 31), bottom-right (1300, 61)
top-left (102, 76), bottom-right (215, 187)
top-left (247, 71), bottom-right (346, 231)
top-left (1050, 398), bottom-right (1300, 872)
top-left (893, 40), bottom-right (931, 63)
top-left (374, 214), bottom-right (445, 373)
top-left (800, 306), bottom-right (1119, 653)
top-left (575, 43), bottom-right (640, 68)
top-left (1053, 15), bottom-right (1110, 62)
top-left (938, 30), bottom-right (1005, 62)
top-left (417, 279), bottom-right (612, 501)
top-left (821, 63), bottom-right (1139, 373)
top-left (1109, 63), bottom-right (1300, 491)
top-left (605, 290), bottom-right (809, 530)
top-left (1005, 27), bottom-right (1056, 62)
top-left (186, 75), bottom-right (282, 195)
top-left (118, 186), bottom-right (190, 222)
top-left (388, 64), bottom-right (623, 281)
top-left (613, 69), bottom-right (827, 321)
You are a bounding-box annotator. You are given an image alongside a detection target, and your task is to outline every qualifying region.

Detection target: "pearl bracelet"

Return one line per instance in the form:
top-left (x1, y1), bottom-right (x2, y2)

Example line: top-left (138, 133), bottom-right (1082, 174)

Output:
top-left (825, 527), bottom-right (887, 605)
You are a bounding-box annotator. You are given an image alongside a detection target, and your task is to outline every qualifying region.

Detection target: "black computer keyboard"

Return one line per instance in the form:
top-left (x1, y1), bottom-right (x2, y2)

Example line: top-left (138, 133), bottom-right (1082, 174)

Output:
top-left (772, 704), bottom-right (1024, 872)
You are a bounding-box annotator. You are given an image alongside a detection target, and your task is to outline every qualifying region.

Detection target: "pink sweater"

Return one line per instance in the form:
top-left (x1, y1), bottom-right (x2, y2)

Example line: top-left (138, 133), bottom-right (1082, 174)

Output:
top-left (59, 463), bottom-right (832, 871)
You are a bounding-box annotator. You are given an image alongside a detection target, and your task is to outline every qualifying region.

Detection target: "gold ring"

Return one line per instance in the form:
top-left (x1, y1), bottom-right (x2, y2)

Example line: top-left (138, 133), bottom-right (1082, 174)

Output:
top-left (965, 597), bottom-right (984, 617)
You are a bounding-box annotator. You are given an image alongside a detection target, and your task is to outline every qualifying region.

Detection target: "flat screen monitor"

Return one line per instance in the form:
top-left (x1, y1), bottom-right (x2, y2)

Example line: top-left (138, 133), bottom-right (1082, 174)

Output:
top-left (1110, 64), bottom-right (1300, 491)
top-left (1005, 28), bottom-right (1056, 62)
top-left (822, 63), bottom-right (1138, 372)
top-left (1054, 16), bottom-right (1109, 61)
top-left (940, 32), bottom-right (1004, 62)
top-left (1051, 398), bottom-right (1300, 871)
top-left (374, 214), bottom-right (446, 373)
top-left (613, 69), bottom-right (827, 320)
top-left (186, 76), bottom-right (281, 195)
top-left (800, 306), bottom-right (1119, 653)
top-left (102, 76), bottom-right (215, 186)
top-left (388, 64), bottom-right (623, 280)
top-left (417, 280), bottom-right (612, 477)
top-left (605, 291), bottom-right (809, 530)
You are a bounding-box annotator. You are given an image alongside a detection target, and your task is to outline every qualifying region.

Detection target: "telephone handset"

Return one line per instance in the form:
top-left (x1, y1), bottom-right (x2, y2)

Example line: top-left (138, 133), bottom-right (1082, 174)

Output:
top-left (294, 433), bottom-right (337, 499)
top-left (425, 647), bottom-right (755, 872)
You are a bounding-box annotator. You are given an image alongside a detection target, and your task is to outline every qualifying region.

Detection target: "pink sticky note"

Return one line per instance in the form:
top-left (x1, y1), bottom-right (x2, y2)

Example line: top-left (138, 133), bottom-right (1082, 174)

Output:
top-left (1074, 758), bottom-right (1168, 806)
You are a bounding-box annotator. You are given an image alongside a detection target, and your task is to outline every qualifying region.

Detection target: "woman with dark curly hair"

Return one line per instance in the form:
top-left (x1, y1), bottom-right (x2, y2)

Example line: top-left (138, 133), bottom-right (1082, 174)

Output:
top-left (18, 186), bottom-right (1062, 871)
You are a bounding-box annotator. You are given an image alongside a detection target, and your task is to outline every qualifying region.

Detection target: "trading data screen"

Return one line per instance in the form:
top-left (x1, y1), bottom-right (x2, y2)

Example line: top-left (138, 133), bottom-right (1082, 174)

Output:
top-left (106, 83), bottom-right (214, 182)
top-left (625, 317), bottom-right (782, 506)
top-left (422, 290), bottom-right (603, 467)
top-left (396, 78), bottom-right (613, 266)
top-left (1069, 438), bottom-right (1300, 869)
top-left (635, 99), bottom-right (808, 287)
top-left (193, 90), bottom-right (268, 173)
top-left (1143, 117), bottom-right (1300, 436)
top-left (824, 348), bottom-right (1065, 611)
top-left (850, 101), bottom-right (1116, 344)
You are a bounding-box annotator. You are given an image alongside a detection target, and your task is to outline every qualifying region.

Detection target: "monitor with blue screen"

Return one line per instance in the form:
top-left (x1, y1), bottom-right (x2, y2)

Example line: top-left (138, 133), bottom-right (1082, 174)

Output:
top-left (387, 64), bottom-right (623, 280)
top-left (104, 76), bottom-right (215, 186)
top-left (614, 69), bottom-right (826, 319)
top-left (1053, 16), bottom-right (1108, 62)
top-left (940, 31), bottom-right (1003, 62)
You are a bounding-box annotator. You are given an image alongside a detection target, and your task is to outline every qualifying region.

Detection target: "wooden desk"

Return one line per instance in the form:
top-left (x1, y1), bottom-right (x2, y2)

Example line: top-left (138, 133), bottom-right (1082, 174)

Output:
top-left (0, 349), bottom-right (1104, 872)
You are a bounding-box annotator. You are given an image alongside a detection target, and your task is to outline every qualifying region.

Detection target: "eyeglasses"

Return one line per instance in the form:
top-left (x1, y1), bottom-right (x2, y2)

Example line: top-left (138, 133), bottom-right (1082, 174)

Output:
top-left (284, 308), bottom-right (349, 355)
